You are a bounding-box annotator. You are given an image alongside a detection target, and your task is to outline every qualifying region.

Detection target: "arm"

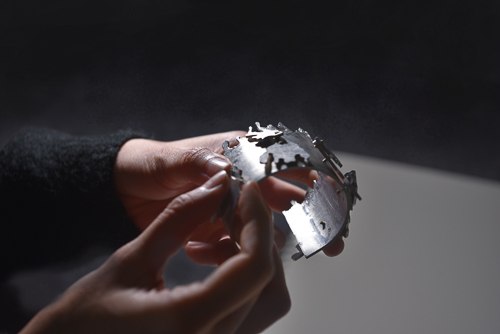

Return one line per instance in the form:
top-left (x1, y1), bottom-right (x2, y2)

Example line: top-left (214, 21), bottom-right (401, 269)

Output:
top-left (0, 127), bottom-right (343, 282)
top-left (0, 128), bottom-right (145, 280)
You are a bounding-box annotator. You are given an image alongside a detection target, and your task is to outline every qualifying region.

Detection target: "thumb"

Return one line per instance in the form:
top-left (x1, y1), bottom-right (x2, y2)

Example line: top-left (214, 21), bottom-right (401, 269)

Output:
top-left (134, 170), bottom-right (229, 272)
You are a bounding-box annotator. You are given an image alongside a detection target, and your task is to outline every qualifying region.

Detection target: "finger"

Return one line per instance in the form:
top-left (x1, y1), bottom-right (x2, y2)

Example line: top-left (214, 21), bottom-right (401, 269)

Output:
top-left (155, 130), bottom-right (245, 191)
top-left (323, 237), bottom-right (345, 257)
top-left (205, 246), bottom-right (290, 334)
top-left (235, 247), bottom-right (291, 334)
top-left (185, 224), bottom-right (285, 266)
top-left (259, 176), bottom-right (307, 212)
top-left (114, 139), bottom-right (232, 200)
top-left (187, 220), bottom-right (228, 243)
top-left (168, 130), bottom-right (247, 154)
top-left (210, 246), bottom-right (291, 334)
top-left (185, 239), bottom-right (239, 266)
top-left (157, 146), bottom-right (232, 192)
top-left (186, 181), bottom-right (275, 323)
top-left (273, 168), bottom-right (318, 188)
top-left (274, 226), bottom-right (287, 252)
top-left (127, 170), bottom-right (229, 272)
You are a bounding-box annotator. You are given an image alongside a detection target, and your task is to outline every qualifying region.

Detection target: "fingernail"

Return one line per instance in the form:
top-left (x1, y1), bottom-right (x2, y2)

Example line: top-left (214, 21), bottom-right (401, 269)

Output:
top-left (206, 157), bottom-right (231, 177)
top-left (204, 169), bottom-right (227, 189)
top-left (186, 241), bottom-right (207, 248)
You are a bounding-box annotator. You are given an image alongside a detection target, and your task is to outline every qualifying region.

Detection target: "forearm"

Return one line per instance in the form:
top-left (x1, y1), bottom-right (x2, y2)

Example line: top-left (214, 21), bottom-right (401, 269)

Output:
top-left (0, 127), bottom-right (146, 279)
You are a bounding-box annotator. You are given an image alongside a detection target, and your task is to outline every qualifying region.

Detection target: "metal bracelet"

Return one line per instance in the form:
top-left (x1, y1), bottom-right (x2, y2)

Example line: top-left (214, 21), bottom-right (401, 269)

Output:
top-left (221, 122), bottom-right (361, 260)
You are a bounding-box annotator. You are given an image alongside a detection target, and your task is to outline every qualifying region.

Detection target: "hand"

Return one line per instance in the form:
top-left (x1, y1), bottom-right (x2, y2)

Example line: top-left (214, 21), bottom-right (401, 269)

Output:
top-left (21, 171), bottom-right (290, 334)
top-left (114, 131), bottom-right (344, 256)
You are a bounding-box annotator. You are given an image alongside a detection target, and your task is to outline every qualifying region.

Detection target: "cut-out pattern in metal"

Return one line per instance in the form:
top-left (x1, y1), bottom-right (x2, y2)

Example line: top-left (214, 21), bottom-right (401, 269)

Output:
top-left (221, 122), bottom-right (361, 260)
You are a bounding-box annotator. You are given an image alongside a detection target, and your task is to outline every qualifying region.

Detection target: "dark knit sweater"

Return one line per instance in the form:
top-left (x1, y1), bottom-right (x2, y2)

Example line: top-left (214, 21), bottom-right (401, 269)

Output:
top-left (0, 128), bottom-right (144, 281)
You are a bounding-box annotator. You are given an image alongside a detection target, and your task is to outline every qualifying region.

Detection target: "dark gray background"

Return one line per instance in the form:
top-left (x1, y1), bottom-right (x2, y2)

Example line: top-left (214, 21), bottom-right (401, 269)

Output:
top-left (1, 0), bottom-right (499, 180)
top-left (1, 0), bottom-right (499, 332)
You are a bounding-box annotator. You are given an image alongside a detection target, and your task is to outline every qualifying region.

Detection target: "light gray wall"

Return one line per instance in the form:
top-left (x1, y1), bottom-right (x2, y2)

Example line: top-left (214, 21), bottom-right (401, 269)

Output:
top-left (266, 153), bottom-right (500, 334)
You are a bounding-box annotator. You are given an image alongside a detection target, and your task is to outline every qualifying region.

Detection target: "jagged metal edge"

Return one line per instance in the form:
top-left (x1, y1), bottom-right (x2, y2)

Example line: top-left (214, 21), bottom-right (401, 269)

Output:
top-left (222, 122), bottom-right (360, 260)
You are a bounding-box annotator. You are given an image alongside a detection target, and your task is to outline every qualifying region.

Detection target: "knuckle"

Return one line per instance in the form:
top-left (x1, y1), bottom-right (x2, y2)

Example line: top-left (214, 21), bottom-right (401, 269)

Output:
top-left (181, 147), bottom-right (216, 176)
top-left (168, 192), bottom-right (196, 212)
top-left (182, 147), bottom-right (213, 165)
top-left (107, 245), bottom-right (137, 274)
top-left (109, 243), bottom-right (158, 276)
top-left (109, 245), bottom-right (130, 265)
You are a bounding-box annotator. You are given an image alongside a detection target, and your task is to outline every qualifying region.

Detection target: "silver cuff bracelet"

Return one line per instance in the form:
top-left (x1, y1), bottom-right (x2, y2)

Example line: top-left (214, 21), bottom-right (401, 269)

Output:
top-left (221, 122), bottom-right (361, 260)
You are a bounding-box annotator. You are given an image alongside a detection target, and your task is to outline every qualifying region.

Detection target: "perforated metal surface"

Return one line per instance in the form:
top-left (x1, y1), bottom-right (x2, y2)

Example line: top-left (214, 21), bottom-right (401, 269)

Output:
top-left (222, 122), bottom-right (360, 259)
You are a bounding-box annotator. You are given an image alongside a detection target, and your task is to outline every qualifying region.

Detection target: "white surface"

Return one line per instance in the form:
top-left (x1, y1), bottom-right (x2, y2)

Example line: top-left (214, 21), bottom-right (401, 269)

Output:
top-left (266, 153), bottom-right (500, 334)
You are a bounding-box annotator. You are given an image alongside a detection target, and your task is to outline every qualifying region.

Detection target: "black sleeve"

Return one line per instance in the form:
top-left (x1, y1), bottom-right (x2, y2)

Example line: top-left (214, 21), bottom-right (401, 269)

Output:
top-left (0, 128), bottom-right (146, 280)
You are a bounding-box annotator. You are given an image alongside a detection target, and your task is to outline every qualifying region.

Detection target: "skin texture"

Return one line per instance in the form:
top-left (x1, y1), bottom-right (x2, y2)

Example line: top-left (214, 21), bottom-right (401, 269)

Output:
top-left (21, 131), bottom-right (345, 333)
top-left (113, 131), bottom-right (344, 256)
top-left (21, 174), bottom-right (290, 334)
